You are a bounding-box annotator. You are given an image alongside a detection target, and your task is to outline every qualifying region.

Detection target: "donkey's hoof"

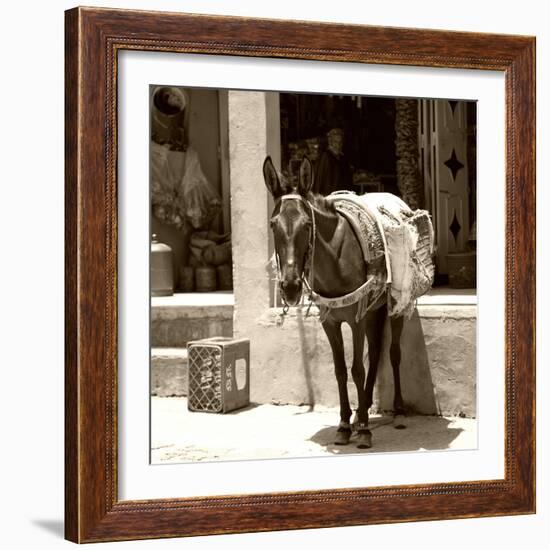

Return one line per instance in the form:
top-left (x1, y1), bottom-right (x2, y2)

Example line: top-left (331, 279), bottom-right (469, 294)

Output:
top-left (393, 414), bottom-right (407, 429)
top-left (334, 428), bottom-right (352, 445)
top-left (356, 430), bottom-right (372, 449)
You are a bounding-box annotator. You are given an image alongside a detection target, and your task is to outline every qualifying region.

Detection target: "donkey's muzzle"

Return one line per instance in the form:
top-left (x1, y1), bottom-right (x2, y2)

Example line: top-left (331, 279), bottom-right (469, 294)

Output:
top-left (281, 279), bottom-right (303, 306)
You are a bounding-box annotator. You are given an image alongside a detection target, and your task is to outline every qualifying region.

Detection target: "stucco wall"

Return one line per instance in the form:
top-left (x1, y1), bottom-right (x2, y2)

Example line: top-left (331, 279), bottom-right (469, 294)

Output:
top-left (150, 299), bottom-right (476, 417)
top-left (239, 305), bottom-right (476, 418)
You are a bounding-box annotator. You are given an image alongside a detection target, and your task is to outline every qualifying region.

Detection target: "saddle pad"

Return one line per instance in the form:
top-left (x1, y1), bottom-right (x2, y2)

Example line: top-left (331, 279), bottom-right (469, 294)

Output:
top-left (332, 200), bottom-right (387, 266)
top-left (327, 191), bottom-right (435, 318)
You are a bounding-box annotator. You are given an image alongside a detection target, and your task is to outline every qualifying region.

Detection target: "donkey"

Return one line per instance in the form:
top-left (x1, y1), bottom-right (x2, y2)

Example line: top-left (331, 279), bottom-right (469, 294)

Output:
top-left (264, 156), bottom-right (407, 449)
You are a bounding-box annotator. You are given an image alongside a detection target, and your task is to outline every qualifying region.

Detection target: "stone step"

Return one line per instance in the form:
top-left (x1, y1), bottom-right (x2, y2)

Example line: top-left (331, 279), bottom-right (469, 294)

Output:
top-left (151, 293), bottom-right (234, 347)
top-left (151, 347), bottom-right (188, 397)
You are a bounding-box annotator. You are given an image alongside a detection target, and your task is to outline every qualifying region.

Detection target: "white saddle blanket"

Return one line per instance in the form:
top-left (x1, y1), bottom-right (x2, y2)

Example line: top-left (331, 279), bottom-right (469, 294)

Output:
top-left (326, 191), bottom-right (435, 318)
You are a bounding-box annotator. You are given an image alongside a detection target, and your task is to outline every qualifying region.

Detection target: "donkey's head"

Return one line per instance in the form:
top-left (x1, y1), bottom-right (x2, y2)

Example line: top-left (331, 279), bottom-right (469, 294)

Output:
top-left (263, 156), bottom-right (314, 306)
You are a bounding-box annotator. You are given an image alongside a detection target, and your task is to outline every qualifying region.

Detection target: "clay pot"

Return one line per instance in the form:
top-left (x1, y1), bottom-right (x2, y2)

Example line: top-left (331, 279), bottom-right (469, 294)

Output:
top-left (179, 266), bottom-right (195, 292)
top-left (195, 266), bottom-right (217, 292)
top-left (217, 264), bottom-right (233, 291)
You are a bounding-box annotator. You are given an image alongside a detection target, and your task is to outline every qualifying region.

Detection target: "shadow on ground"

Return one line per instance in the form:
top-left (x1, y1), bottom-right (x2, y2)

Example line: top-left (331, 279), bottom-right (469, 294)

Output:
top-left (226, 403), bottom-right (260, 415)
top-left (151, 397), bottom-right (475, 463)
top-left (309, 415), bottom-right (465, 454)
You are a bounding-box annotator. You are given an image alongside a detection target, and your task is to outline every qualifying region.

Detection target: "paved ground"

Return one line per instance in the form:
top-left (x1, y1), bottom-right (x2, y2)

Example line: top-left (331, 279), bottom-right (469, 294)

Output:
top-left (151, 397), bottom-right (477, 464)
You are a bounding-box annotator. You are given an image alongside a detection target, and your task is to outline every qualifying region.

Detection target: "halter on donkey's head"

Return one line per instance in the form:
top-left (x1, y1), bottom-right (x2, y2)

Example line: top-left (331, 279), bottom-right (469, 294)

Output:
top-left (263, 156), bottom-right (317, 314)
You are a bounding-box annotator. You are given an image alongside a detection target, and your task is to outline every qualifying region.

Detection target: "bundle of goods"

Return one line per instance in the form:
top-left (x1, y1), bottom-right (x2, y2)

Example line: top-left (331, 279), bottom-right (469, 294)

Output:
top-left (352, 170), bottom-right (381, 186)
top-left (352, 170), bottom-right (383, 193)
top-left (182, 230), bottom-right (233, 292)
top-left (151, 143), bottom-right (222, 231)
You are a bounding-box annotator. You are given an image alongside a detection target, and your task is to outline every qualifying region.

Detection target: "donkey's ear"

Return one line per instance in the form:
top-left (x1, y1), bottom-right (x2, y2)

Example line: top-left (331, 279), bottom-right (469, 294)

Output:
top-left (298, 156), bottom-right (314, 195)
top-left (263, 156), bottom-right (283, 199)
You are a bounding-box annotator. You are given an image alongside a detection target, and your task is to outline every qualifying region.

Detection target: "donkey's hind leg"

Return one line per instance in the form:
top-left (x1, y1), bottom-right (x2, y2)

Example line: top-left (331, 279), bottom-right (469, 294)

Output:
top-left (390, 315), bottom-right (406, 429)
top-left (322, 320), bottom-right (352, 445)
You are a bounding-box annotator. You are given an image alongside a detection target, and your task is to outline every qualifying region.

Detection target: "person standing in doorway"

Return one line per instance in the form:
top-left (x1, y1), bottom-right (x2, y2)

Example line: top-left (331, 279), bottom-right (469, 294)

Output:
top-left (313, 127), bottom-right (353, 195)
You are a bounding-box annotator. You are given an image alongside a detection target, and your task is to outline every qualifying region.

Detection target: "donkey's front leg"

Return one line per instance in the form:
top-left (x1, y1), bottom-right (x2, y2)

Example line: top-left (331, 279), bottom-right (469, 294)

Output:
top-left (350, 318), bottom-right (372, 449)
top-left (322, 320), bottom-right (352, 445)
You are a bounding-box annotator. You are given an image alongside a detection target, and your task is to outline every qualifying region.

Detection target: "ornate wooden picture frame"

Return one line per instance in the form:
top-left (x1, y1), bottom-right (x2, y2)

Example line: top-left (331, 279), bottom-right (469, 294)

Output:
top-left (65, 6), bottom-right (535, 543)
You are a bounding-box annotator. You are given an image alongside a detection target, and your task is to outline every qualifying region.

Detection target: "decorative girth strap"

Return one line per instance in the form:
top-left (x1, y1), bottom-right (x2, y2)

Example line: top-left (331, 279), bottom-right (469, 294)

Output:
top-left (310, 275), bottom-right (378, 309)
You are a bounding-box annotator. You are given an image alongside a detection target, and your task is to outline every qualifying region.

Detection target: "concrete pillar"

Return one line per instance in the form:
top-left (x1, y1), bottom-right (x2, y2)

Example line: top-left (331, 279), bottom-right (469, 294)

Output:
top-left (227, 91), bottom-right (272, 328)
top-left (265, 93), bottom-right (280, 274)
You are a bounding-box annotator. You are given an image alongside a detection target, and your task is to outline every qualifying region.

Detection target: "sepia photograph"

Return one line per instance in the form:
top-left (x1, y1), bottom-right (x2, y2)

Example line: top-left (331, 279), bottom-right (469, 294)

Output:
top-left (149, 85), bottom-right (477, 463)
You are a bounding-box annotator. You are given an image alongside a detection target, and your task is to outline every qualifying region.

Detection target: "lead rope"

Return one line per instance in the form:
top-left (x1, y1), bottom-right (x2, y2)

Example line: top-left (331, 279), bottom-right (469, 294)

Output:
top-left (273, 246), bottom-right (291, 315)
top-left (302, 199), bottom-right (317, 318)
